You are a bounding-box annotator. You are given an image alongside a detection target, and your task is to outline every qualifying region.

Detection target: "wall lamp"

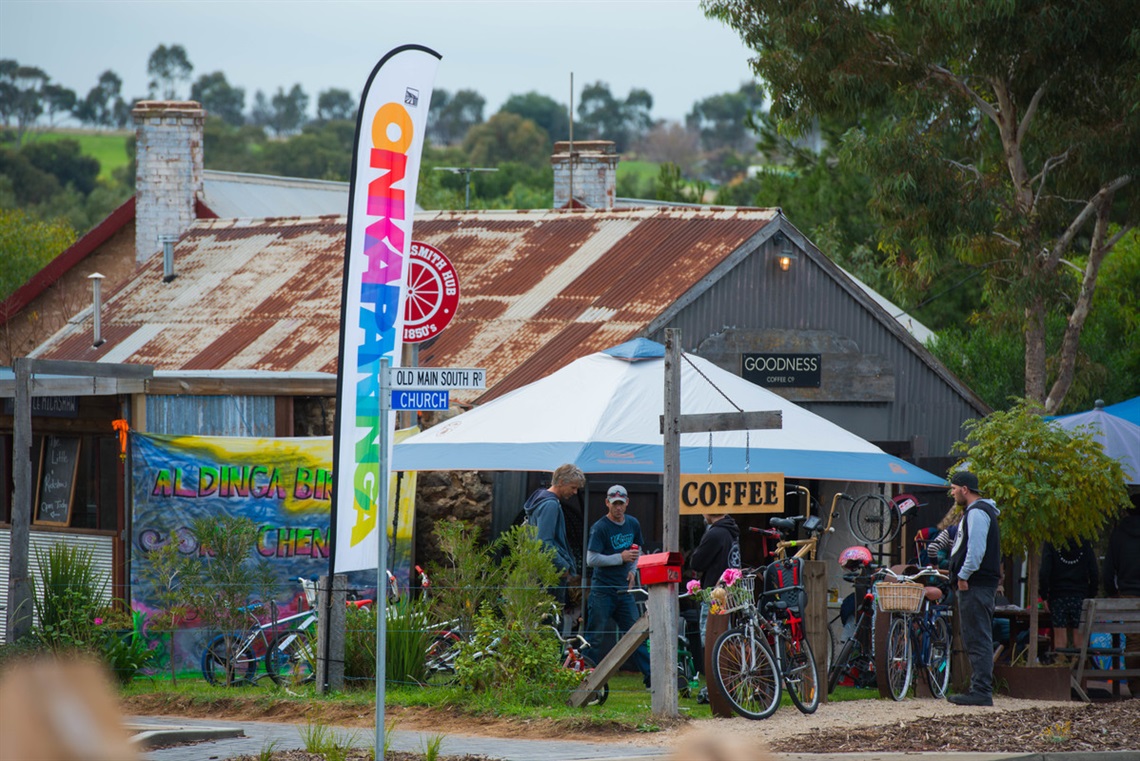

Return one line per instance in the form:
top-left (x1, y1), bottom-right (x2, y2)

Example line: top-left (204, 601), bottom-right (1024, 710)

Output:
top-left (774, 232), bottom-right (799, 271)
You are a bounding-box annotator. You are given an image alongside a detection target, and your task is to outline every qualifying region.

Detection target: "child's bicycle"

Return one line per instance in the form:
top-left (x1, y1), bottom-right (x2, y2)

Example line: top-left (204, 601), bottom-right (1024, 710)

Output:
top-left (200, 576), bottom-right (318, 686)
top-left (627, 585), bottom-right (701, 698)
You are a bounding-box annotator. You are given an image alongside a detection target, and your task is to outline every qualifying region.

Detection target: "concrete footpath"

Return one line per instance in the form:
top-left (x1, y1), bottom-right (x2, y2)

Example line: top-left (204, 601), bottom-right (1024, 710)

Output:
top-left (132, 716), bottom-right (1138, 761)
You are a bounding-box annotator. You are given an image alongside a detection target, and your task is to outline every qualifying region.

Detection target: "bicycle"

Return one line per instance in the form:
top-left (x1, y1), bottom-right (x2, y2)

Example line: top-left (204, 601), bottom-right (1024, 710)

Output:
top-left (827, 550), bottom-right (884, 693)
top-left (200, 577), bottom-right (319, 686)
top-left (751, 488), bottom-right (849, 562)
top-left (627, 585), bottom-right (701, 698)
top-left (708, 571), bottom-right (782, 719)
top-left (757, 566), bottom-right (821, 714)
top-left (847, 492), bottom-right (922, 546)
top-left (875, 566), bottom-right (953, 701)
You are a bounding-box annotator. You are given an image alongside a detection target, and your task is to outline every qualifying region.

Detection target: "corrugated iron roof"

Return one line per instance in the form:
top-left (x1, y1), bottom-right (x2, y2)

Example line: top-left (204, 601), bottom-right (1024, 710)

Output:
top-left (202, 170), bottom-right (350, 218)
top-left (31, 207), bottom-right (778, 401)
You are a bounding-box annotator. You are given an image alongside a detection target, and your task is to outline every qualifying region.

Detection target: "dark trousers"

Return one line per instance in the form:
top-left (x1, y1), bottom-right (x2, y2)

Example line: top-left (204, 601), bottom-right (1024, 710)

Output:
top-left (586, 584), bottom-right (651, 680)
top-left (959, 584), bottom-right (997, 696)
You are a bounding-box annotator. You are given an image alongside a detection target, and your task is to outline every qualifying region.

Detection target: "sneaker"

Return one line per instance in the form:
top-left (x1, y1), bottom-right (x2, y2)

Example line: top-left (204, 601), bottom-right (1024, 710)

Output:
top-left (948, 692), bottom-right (993, 706)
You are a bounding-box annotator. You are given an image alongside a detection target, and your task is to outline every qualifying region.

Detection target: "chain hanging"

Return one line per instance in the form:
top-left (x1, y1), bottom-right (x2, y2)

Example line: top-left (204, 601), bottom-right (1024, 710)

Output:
top-left (707, 431), bottom-right (713, 473)
top-left (744, 430), bottom-right (751, 473)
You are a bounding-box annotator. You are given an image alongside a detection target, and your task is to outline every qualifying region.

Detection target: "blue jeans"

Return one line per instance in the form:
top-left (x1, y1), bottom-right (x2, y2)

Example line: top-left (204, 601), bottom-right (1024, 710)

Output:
top-left (586, 584), bottom-right (651, 681)
top-left (959, 584), bottom-right (997, 696)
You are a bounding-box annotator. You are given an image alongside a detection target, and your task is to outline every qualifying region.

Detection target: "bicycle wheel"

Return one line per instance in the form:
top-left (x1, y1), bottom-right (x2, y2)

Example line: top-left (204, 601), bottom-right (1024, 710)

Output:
top-left (576, 654), bottom-right (609, 707)
top-left (201, 634), bottom-right (257, 686)
top-left (711, 626), bottom-right (781, 720)
top-left (827, 635), bottom-right (857, 694)
top-left (850, 494), bottom-right (898, 545)
top-left (424, 630), bottom-right (462, 685)
top-left (925, 614), bottom-right (952, 699)
top-left (265, 629), bottom-right (316, 686)
top-left (780, 633), bottom-right (820, 714)
top-left (885, 615), bottom-right (912, 701)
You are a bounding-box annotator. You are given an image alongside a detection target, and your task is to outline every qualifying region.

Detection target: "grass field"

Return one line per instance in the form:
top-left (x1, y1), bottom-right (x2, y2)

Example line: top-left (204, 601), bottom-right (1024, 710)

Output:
top-left (32, 130), bottom-right (131, 182)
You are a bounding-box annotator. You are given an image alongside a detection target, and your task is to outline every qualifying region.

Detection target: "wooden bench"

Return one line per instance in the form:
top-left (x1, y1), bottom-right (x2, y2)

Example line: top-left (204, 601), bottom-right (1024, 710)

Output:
top-left (1057, 597), bottom-right (1140, 701)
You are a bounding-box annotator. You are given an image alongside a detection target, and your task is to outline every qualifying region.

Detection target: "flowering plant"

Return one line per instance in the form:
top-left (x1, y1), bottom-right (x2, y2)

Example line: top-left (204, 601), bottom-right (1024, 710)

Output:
top-left (686, 568), bottom-right (748, 615)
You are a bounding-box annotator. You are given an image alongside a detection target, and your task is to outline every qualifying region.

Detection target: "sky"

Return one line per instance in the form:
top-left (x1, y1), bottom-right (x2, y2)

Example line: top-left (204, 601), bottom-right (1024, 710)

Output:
top-left (0, 0), bottom-right (759, 124)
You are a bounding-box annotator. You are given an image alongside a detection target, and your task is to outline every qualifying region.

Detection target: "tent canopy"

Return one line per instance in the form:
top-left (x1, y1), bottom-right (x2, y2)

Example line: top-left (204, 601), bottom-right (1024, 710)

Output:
top-left (394, 338), bottom-right (946, 487)
top-left (1052, 400), bottom-right (1140, 485)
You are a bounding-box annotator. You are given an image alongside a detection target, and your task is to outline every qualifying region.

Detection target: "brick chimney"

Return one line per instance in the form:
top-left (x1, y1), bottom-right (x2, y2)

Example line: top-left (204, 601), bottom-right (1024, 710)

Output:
top-left (132, 101), bottom-right (205, 266)
top-left (552, 140), bottom-right (618, 209)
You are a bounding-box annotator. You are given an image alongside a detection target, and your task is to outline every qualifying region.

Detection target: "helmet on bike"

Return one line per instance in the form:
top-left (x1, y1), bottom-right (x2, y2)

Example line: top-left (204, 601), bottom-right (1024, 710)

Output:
top-left (838, 545), bottom-right (873, 569)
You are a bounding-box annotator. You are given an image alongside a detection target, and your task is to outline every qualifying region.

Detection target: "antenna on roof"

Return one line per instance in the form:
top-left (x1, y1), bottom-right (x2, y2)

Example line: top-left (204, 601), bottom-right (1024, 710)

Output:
top-left (433, 167), bottom-right (497, 210)
top-left (568, 72), bottom-right (574, 209)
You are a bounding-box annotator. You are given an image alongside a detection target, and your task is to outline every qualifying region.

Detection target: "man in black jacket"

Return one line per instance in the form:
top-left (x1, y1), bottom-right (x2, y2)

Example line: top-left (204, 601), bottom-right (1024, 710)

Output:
top-left (688, 513), bottom-right (741, 646)
top-left (947, 470), bottom-right (1001, 706)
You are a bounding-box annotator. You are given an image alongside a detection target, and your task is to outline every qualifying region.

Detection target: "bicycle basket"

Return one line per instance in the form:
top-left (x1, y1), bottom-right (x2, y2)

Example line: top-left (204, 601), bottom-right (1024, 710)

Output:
top-left (727, 575), bottom-right (755, 608)
top-left (874, 581), bottom-right (925, 612)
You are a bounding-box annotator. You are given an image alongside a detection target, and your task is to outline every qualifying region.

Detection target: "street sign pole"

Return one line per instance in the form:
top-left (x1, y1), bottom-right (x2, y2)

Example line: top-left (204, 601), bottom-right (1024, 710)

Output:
top-left (376, 358), bottom-right (390, 756)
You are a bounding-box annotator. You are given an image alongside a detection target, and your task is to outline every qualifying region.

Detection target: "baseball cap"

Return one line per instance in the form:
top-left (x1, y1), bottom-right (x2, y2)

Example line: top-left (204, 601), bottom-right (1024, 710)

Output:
top-left (950, 471), bottom-right (980, 493)
top-left (607, 485), bottom-right (628, 503)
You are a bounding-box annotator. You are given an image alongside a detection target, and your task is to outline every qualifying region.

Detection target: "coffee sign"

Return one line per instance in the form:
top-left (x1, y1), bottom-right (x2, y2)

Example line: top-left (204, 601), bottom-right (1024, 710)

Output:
top-left (679, 473), bottom-right (785, 515)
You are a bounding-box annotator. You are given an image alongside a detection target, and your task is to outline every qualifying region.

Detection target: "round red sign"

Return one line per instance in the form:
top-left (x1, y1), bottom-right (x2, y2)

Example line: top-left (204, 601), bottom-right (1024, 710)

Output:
top-left (404, 241), bottom-right (460, 343)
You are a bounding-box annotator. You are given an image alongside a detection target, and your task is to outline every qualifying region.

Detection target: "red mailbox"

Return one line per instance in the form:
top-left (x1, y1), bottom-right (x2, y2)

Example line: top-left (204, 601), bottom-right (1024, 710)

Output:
top-left (636, 551), bottom-right (683, 585)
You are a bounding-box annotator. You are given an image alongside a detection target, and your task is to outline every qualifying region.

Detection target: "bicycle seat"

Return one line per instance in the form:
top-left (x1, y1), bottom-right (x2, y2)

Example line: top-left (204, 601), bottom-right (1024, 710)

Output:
top-left (924, 585), bottom-right (944, 602)
top-left (769, 516), bottom-right (802, 533)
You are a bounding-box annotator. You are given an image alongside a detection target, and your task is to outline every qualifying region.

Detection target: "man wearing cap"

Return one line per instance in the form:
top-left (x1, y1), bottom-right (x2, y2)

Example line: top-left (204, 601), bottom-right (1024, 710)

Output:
top-left (586, 485), bottom-right (652, 687)
top-left (947, 470), bottom-right (1002, 706)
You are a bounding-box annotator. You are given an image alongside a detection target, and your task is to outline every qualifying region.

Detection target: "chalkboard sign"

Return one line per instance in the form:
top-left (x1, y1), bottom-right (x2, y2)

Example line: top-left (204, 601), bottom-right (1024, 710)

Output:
top-left (34, 436), bottom-right (81, 526)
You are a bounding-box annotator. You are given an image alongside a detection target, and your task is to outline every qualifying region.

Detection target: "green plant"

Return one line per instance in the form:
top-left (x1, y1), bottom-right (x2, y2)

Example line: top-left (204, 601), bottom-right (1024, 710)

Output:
top-left (179, 515), bottom-right (278, 686)
top-left (343, 604), bottom-right (376, 688)
top-left (300, 714), bottom-right (334, 752)
top-left (256, 738), bottom-right (279, 761)
top-left (344, 598), bottom-right (435, 689)
top-left (32, 544), bottom-right (107, 652)
top-left (422, 732), bottom-right (445, 761)
top-left (387, 598), bottom-right (434, 687)
top-left (134, 538), bottom-right (192, 684)
top-left (453, 525), bottom-right (578, 705)
top-left (429, 521), bottom-right (504, 637)
top-left (99, 623), bottom-right (154, 685)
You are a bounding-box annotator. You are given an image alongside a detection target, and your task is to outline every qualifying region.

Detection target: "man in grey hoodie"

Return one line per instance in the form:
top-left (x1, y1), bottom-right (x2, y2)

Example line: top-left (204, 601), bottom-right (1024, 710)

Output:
top-left (947, 470), bottom-right (1001, 706)
top-left (523, 464), bottom-right (584, 605)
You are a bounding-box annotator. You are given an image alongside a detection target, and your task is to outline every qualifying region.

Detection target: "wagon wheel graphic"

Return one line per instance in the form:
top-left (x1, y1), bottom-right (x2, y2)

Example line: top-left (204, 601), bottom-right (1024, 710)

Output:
top-left (404, 258), bottom-right (445, 328)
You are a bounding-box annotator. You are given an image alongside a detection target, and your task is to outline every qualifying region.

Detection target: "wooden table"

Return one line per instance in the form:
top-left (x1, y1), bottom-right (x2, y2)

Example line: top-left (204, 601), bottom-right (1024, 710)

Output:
top-left (993, 606), bottom-right (1053, 662)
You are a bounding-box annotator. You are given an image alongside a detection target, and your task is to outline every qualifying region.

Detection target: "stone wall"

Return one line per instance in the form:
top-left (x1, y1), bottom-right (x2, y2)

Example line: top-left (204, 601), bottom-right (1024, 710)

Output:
top-left (413, 470), bottom-right (494, 571)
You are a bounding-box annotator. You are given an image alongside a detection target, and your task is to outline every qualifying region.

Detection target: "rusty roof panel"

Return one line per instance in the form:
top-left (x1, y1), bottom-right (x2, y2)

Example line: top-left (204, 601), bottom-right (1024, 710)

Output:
top-left (33, 208), bottom-right (779, 399)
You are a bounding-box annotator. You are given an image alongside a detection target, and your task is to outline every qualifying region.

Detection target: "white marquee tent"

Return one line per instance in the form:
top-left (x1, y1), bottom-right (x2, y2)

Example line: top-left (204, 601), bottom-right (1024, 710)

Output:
top-left (393, 338), bottom-right (946, 487)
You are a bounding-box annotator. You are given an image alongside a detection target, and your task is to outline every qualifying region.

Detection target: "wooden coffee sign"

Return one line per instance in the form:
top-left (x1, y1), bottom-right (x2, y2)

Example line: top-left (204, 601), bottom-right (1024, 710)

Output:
top-left (679, 473), bottom-right (785, 515)
top-left (34, 436), bottom-right (80, 526)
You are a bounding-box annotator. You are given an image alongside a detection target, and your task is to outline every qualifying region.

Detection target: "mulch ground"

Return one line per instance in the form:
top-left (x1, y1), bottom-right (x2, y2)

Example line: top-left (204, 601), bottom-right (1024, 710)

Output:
top-left (770, 699), bottom-right (1140, 754)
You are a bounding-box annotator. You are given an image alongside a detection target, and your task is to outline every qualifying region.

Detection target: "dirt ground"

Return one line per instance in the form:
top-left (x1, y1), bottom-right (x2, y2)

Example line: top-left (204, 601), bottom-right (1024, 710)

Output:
top-left (123, 692), bottom-right (1139, 758)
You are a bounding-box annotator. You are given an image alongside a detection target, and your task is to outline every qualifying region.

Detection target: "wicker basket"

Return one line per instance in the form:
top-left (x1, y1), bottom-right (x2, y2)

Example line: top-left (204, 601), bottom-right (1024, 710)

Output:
top-left (874, 581), bottom-right (925, 612)
top-left (728, 575), bottom-right (756, 608)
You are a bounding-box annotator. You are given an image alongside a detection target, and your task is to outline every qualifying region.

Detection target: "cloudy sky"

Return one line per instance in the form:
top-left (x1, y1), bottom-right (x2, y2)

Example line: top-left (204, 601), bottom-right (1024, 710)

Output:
top-left (1, 0), bottom-right (759, 123)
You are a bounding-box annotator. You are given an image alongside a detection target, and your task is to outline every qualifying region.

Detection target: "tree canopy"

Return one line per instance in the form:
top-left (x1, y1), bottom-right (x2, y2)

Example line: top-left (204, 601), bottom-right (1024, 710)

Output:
top-left (705, 0), bottom-right (1140, 414)
top-left (146, 44), bottom-right (193, 100)
top-left (191, 72), bottom-right (245, 127)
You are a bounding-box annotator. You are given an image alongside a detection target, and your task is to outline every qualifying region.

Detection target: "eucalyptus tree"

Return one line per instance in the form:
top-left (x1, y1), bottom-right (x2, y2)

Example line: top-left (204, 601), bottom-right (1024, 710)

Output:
top-left (705, 0), bottom-right (1140, 413)
top-left (147, 44), bottom-right (193, 99)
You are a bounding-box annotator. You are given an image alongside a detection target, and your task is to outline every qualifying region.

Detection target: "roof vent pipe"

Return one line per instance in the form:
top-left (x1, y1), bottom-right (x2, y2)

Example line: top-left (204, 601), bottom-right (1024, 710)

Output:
top-left (88, 272), bottom-right (105, 347)
top-left (159, 234), bottom-right (179, 282)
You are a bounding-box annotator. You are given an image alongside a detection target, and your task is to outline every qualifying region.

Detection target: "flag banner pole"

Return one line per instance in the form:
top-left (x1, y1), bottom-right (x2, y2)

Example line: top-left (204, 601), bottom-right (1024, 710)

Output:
top-left (326, 44), bottom-right (440, 746)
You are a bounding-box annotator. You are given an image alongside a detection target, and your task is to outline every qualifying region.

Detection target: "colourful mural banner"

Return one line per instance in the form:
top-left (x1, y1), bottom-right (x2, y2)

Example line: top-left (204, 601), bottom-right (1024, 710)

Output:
top-left (129, 431), bottom-right (418, 671)
top-left (332, 44), bottom-right (441, 574)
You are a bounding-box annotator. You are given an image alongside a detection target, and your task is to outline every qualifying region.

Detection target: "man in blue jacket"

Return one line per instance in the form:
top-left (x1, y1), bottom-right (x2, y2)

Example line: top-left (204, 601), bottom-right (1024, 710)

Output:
top-left (523, 464), bottom-right (584, 604)
top-left (947, 470), bottom-right (1001, 706)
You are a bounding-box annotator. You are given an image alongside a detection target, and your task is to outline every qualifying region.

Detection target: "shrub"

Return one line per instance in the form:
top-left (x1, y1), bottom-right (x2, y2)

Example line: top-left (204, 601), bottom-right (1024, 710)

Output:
top-left (33, 544), bottom-right (107, 652)
top-left (343, 598), bottom-right (434, 688)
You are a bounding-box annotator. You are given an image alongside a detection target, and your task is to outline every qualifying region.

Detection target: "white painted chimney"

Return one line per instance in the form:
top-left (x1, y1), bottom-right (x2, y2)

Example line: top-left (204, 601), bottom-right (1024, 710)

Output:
top-left (132, 100), bottom-right (204, 266)
top-left (552, 140), bottom-right (618, 210)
